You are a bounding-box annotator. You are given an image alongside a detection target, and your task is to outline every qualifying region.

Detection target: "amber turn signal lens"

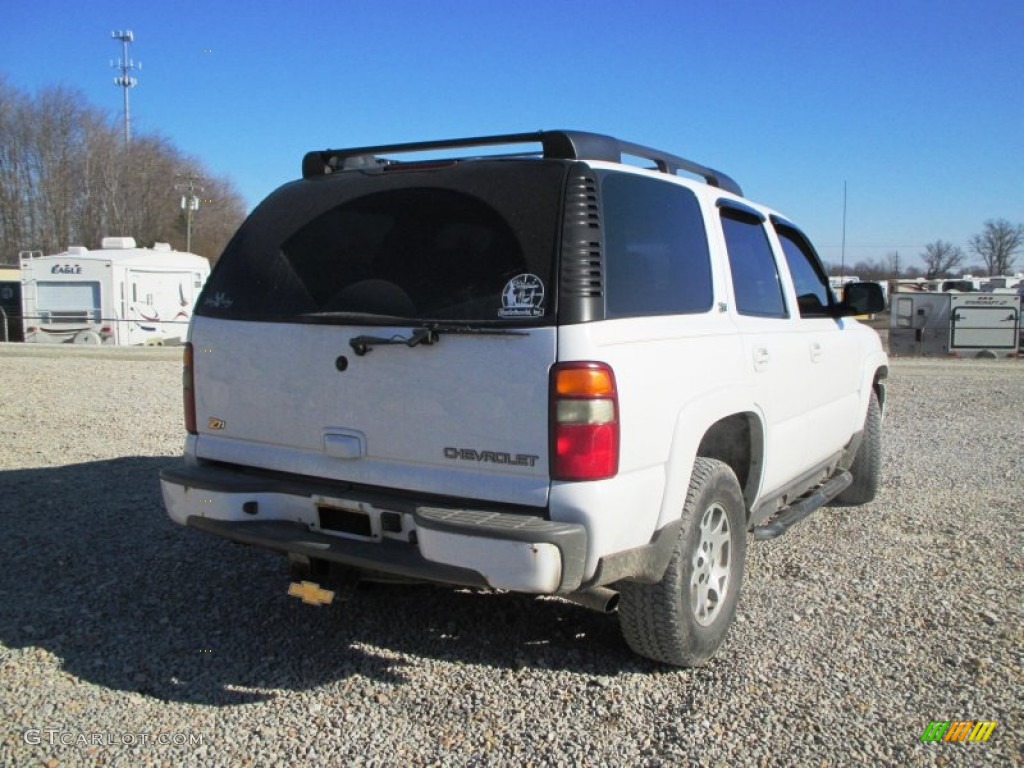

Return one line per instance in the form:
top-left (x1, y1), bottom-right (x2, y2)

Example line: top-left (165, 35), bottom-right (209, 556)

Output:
top-left (555, 366), bottom-right (616, 397)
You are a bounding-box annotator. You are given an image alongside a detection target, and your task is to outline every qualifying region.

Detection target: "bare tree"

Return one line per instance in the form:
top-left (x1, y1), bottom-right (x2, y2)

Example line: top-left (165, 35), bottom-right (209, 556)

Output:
top-left (920, 240), bottom-right (965, 279)
top-left (850, 258), bottom-right (888, 281)
top-left (969, 219), bottom-right (1024, 276)
top-left (0, 79), bottom-right (245, 261)
top-left (181, 171), bottom-right (247, 261)
top-left (0, 76), bottom-right (32, 258)
top-left (77, 114), bottom-right (123, 247)
top-left (32, 86), bottom-right (95, 252)
top-left (884, 251), bottom-right (902, 278)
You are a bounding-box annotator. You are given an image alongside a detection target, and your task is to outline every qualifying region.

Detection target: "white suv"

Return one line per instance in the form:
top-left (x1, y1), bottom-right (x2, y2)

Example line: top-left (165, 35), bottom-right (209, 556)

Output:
top-left (160, 131), bottom-right (888, 666)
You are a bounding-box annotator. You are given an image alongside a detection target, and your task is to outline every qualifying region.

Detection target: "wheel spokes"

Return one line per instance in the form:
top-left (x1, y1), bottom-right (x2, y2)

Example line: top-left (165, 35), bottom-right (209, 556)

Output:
top-left (690, 503), bottom-right (732, 626)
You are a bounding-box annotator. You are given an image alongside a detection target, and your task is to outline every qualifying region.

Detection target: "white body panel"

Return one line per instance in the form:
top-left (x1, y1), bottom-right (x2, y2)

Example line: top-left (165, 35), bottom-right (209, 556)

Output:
top-left (549, 288), bottom-right (881, 577)
top-left (417, 531), bottom-right (562, 593)
top-left (550, 310), bottom-right (742, 567)
top-left (189, 318), bottom-right (555, 508)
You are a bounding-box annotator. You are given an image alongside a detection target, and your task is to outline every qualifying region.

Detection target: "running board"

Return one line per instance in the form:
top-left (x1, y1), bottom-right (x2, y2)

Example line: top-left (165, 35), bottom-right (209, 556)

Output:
top-left (752, 471), bottom-right (852, 541)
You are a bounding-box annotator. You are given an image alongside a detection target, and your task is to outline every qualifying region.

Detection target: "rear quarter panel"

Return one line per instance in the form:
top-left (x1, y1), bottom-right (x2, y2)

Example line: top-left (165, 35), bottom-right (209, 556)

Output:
top-left (553, 311), bottom-right (748, 572)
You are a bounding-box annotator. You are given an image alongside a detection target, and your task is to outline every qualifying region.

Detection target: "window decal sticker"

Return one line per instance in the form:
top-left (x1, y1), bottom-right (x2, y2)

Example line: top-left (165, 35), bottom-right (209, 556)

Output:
top-left (203, 291), bottom-right (234, 309)
top-left (499, 273), bottom-right (545, 318)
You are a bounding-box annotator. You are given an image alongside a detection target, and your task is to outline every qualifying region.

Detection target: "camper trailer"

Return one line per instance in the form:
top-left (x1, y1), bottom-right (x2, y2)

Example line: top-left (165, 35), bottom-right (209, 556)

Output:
top-left (20, 237), bottom-right (210, 345)
top-left (890, 291), bottom-right (1020, 357)
top-left (0, 263), bottom-right (22, 342)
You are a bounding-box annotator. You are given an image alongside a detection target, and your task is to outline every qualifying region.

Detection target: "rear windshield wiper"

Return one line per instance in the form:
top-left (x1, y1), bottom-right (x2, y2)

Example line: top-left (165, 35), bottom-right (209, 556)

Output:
top-left (350, 327), bottom-right (438, 356)
top-left (349, 324), bottom-right (528, 356)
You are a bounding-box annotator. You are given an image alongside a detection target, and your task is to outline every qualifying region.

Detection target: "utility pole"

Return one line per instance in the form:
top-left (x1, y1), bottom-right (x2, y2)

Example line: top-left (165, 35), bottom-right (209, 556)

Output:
top-left (111, 30), bottom-right (140, 144)
top-left (175, 173), bottom-right (204, 253)
top-left (840, 180), bottom-right (847, 278)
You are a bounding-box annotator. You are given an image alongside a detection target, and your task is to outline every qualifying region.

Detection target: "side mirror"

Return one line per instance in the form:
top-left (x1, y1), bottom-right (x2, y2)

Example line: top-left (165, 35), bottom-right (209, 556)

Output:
top-left (835, 282), bottom-right (886, 317)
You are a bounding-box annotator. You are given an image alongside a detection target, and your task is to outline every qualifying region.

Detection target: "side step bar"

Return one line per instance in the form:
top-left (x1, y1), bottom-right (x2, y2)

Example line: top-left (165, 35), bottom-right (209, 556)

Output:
top-left (752, 471), bottom-right (852, 541)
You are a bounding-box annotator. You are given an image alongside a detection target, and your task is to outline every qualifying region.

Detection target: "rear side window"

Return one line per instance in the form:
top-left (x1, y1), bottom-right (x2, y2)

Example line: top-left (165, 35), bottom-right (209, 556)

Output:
top-left (199, 162), bottom-right (566, 324)
top-left (721, 209), bottom-right (787, 318)
top-left (600, 173), bottom-right (712, 318)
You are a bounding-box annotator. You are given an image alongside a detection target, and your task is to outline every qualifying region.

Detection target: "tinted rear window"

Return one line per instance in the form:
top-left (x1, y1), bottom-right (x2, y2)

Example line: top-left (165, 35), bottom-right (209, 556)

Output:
top-left (600, 172), bottom-right (712, 318)
top-left (721, 210), bottom-right (788, 318)
top-left (199, 162), bottom-right (566, 324)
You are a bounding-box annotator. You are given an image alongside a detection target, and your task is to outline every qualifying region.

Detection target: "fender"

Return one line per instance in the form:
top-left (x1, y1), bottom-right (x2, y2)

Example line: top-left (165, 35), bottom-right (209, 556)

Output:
top-left (857, 350), bottom-right (889, 420)
top-left (656, 383), bottom-right (765, 531)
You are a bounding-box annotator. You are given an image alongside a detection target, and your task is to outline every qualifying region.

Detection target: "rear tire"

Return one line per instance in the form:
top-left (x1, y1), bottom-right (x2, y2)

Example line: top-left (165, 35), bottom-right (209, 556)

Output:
top-left (618, 458), bottom-right (747, 667)
top-left (834, 389), bottom-right (881, 506)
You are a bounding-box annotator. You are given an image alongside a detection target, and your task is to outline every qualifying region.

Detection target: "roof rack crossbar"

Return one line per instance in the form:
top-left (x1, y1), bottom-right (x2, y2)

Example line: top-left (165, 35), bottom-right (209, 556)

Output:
top-left (302, 130), bottom-right (742, 195)
top-left (614, 138), bottom-right (742, 196)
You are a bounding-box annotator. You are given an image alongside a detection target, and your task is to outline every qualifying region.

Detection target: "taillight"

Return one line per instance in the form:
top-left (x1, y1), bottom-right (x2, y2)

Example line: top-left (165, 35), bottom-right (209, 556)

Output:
top-left (550, 362), bottom-right (619, 481)
top-left (183, 342), bottom-right (197, 434)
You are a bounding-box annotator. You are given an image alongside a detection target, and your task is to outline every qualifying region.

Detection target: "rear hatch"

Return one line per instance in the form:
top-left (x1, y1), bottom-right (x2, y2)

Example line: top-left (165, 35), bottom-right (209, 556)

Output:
top-left (189, 161), bottom-right (568, 508)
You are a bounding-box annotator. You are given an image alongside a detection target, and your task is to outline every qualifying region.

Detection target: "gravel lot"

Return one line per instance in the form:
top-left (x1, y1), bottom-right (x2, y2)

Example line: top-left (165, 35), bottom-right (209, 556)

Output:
top-left (0, 344), bottom-right (1021, 767)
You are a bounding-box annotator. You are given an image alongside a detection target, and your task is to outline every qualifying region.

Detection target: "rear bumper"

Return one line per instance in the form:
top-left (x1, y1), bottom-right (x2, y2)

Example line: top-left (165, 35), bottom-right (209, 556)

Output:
top-left (159, 462), bottom-right (587, 593)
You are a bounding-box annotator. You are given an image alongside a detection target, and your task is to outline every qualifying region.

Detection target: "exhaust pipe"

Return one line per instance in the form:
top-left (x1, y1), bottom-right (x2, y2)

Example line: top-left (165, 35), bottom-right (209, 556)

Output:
top-left (561, 587), bottom-right (619, 614)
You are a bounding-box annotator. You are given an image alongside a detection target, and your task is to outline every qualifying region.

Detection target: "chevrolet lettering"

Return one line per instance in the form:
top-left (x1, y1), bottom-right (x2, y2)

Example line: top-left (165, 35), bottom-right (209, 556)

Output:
top-left (443, 447), bottom-right (540, 467)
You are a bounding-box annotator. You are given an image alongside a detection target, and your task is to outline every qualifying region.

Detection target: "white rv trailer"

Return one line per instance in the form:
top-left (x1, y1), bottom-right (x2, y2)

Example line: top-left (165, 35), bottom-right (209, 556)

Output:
top-left (939, 274), bottom-right (1024, 293)
top-left (20, 237), bottom-right (210, 345)
top-left (889, 291), bottom-right (1020, 357)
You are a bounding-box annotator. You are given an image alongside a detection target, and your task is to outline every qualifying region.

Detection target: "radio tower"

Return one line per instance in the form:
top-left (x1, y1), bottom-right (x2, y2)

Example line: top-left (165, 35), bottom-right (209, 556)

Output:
top-left (111, 30), bottom-right (140, 143)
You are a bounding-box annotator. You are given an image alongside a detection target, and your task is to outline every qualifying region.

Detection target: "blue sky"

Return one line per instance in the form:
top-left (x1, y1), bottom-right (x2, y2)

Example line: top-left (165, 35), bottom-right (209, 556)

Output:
top-left (2, 0), bottom-right (1022, 270)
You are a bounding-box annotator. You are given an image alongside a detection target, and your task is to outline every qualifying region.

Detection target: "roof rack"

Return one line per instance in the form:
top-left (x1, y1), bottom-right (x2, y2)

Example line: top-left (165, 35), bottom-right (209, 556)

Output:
top-left (301, 130), bottom-right (742, 196)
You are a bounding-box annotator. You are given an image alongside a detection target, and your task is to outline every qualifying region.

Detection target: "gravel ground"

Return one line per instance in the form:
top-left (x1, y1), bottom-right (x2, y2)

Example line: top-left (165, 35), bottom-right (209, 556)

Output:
top-left (0, 344), bottom-right (1021, 767)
